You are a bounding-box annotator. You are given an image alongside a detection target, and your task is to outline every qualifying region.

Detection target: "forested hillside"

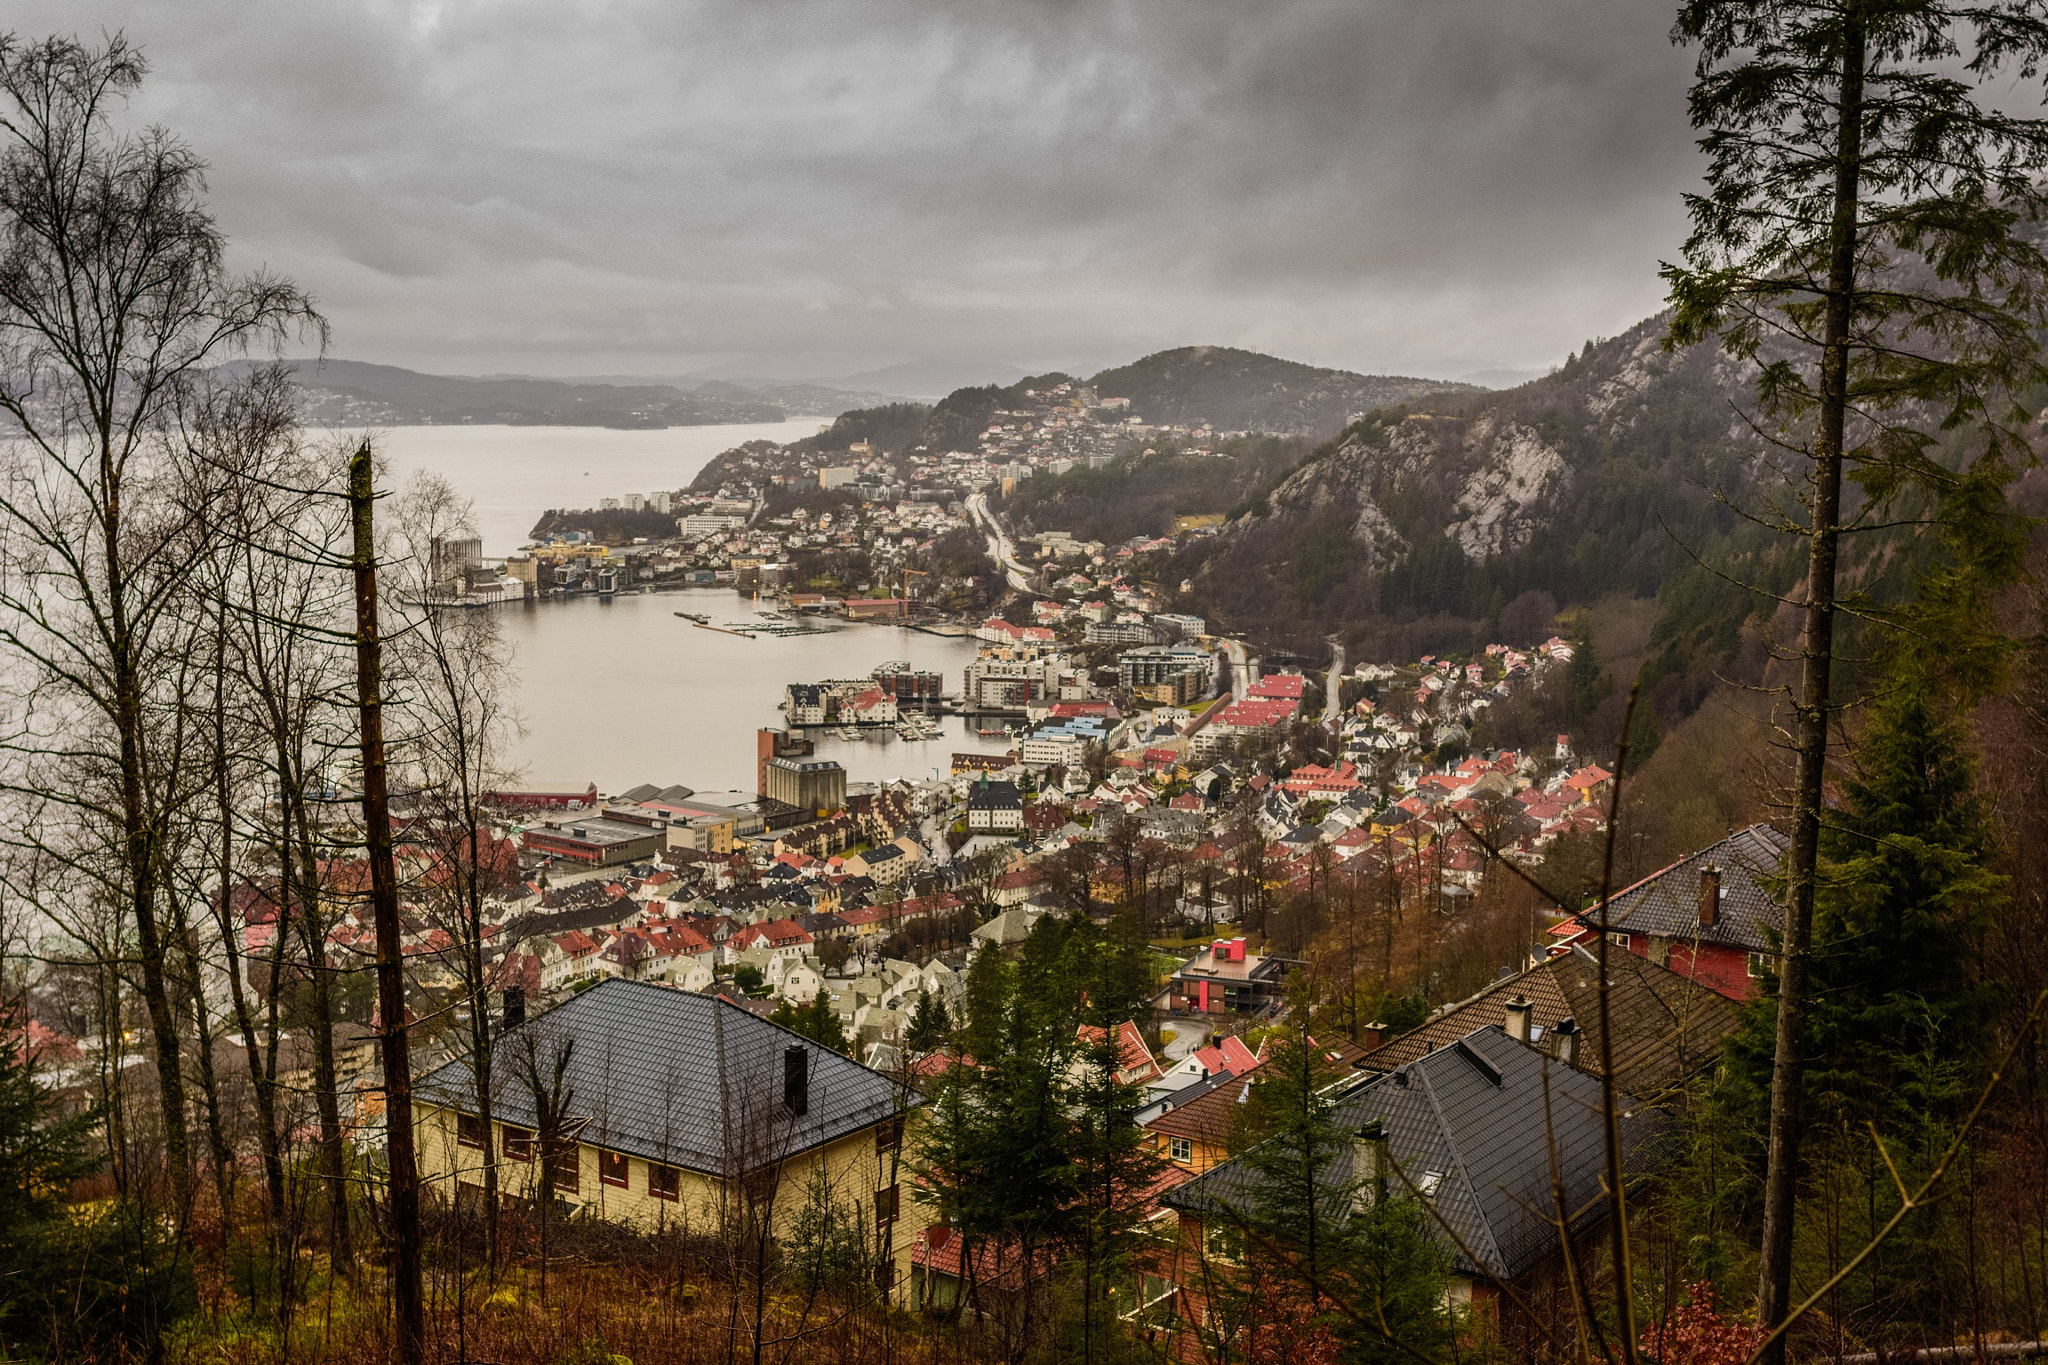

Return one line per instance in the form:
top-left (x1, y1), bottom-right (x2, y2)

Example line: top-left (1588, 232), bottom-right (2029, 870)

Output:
top-left (1182, 315), bottom-right (1769, 638)
top-left (1002, 435), bottom-right (1314, 541)
top-left (1089, 345), bottom-right (1478, 435)
top-left (764, 348), bottom-right (1470, 460)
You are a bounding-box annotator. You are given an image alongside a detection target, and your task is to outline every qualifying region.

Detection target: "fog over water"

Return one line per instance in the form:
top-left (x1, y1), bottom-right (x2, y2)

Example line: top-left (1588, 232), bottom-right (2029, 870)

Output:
top-left (374, 422), bottom-right (1009, 796)
top-left (373, 419), bottom-right (827, 558)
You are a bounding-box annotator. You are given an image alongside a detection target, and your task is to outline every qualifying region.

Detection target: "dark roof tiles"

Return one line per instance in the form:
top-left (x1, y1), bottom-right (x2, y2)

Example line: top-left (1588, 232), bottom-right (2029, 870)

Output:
top-left (1589, 823), bottom-right (1787, 953)
top-left (415, 978), bottom-right (904, 1177)
top-left (1167, 1027), bottom-right (1662, 1282)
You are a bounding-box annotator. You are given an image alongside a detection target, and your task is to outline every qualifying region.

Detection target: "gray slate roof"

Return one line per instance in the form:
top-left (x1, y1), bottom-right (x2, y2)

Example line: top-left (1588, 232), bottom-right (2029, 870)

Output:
top-left (1166, 1026), bottom-right (1662, 1282)
top-left (1592, 823), bottom-right (1788, 953)
top-left (415, 978), bottom-right (903, 1177)
top-left (618, 782), bottom-right (697, 804)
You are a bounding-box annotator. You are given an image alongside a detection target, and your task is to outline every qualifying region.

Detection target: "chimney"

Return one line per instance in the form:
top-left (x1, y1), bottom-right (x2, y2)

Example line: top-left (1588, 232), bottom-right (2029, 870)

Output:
top-left (783, 1044), bottom-right (810, 1115)
top-left (1503, 994), bottom-right (1533, 1043)
top-left (1353, 1119), bottom-right (1387, 1208)
top-left (1698, 864), bottom-right (1722, 927)
top-left (502, 987), bottom-right (525, 1031)
top-left (1362, 1020), bottom-right (1386, 1051)
top-left (1552, 1017), bottom-right (1581, 1066)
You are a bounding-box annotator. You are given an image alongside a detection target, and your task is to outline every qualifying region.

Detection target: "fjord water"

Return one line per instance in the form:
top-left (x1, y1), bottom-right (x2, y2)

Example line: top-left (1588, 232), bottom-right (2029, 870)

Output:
top-left (375, 423), bottom-right (1008, 796)
top-left (374, 419), bottom-right (827, 557)
top-left (496, 590), bottom-right (1000, 796)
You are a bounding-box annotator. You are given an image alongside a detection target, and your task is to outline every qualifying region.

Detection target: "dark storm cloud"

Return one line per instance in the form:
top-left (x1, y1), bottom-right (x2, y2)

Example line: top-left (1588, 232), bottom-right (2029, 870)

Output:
top-left (8, 1), bottom-right (1703, 379)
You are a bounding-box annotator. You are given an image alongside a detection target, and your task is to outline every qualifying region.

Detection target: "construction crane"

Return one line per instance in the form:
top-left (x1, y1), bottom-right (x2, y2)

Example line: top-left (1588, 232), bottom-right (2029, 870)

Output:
top-left (901, 566), bottom-right (929, 604)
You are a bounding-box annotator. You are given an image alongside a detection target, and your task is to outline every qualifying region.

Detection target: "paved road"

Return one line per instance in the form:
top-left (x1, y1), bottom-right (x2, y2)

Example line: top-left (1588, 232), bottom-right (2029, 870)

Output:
top-left (1221, 636), bottom-right (1253, 698)
top-left (966, 492), bottom-right (1033, 593)
top-left (1159, 1018), bottom-right (1212, 1061)
top-left (1323, 636), bottom-right (1345, 726)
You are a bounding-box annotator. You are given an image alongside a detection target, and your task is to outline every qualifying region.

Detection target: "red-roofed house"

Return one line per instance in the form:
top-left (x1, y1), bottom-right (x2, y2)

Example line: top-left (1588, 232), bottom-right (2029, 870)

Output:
top-left (1247, 673), bottom-right (1306, 700)
top-left (729, 919), bottom-right (812, 959)
top-left (845, 687), bottom-right (899, 725)
top-left (1281, 760), bottom-right (1360, 796)
top-left (1074, 1021), bottom-right (1163, 1087)
top-left (1213, 697), bottom-right (1297, 733)
top-left (1564, 765), bottom-right (1615, 805)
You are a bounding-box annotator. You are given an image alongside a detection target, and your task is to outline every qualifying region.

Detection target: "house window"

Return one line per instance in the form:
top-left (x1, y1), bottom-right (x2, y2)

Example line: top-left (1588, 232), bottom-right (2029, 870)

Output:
top-left (457, 1113), bottom-right (488, 1152)
top-left (549, 1144), bottom-right (580, 1195)
top-left (1748, 952), bottom-right (1766, 978)
top-left (1169, 1136), bottom-right (1193, 1164)
top-left (1203, 1221), bottom-right (1241, 1265)
top-left (876, 1183), bottom-right (900, 1226)
top-left (876, 1115), bottom-right (905, 1154)
top-left (501, 1125), bottom-right (533, 1161)
top-left (599, 1150), bottom-right (629, 1188)
top-left (648, 1163), bottom-right (680, 1202)
top-left (1613, 934), bottom-right (1630, 950)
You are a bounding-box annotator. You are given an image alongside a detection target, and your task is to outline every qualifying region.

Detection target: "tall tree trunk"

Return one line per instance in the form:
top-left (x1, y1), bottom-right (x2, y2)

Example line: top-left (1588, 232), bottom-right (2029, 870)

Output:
top-left (463, 825), bottom-right (501, 1267)
top-left (293, 877), bottom-right (353, 1267)
top-left (350, 443), bottom-right (424, 1358)
top-left (281, 778), bottom-right (354, 1268)
top-left (116, 638), bottom-right (193, 1213)
top-left (174, 902), bottom-right (236, 1230)
top-left (1757, 15), bottom-right (1865, 1357)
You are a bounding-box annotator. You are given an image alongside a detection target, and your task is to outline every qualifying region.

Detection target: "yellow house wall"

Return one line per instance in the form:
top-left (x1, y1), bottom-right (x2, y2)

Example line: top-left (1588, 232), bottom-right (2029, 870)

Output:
top-left (415, 1102), bottom-right (923, 1294)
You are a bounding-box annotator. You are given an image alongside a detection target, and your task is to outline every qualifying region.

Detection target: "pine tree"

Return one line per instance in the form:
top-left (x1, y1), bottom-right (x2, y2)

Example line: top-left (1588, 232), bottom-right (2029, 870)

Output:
top-left (960, 942), bottom-right (1009, 1062)
top-left (906, 990), bottom-right (950, 1055)
top-left (0, 998), bottom-right (195, 1357)
top-left (1065, 1022), bottom-right (1165, 1365)
top-left (1805, 676), bottom-right (1998, 1127)
top-left (769, 992), bottom-right (851, 1055)
top-left (1665, 5), bottom-right (2048, 1345)
top-left (1722, 657), bottom-right (2003, 1342)
top-left (1221, 1030), bottom-right (1455, 1365)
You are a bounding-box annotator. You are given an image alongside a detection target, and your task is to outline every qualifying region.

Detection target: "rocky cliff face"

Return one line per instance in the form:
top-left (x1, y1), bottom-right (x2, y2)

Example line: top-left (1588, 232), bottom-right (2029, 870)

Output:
top-left (1182, 315), bottom-right (1767, 646)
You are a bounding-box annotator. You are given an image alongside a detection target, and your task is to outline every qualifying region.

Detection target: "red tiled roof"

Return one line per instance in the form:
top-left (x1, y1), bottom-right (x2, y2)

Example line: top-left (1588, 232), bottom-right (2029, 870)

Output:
top-left (1247, 674), bottom-right (1307, 699)
top-left (1076, 1020), bottom-right (1162, 1083)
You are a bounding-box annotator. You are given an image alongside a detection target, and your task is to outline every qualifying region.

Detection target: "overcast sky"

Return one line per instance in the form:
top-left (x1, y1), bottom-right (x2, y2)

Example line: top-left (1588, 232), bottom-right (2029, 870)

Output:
top-left (12, 1), bottom-right (1704, 385)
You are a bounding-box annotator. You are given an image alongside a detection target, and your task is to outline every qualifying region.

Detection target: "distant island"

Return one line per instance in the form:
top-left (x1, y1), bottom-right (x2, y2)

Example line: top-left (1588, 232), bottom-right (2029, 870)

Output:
top-left (268, 358), bottom-right (897, 429)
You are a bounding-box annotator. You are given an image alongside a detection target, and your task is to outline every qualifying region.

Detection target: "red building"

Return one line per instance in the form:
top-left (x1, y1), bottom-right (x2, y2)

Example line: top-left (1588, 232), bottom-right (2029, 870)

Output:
top-left (1551, 823), bottom-right (1788, 1001)
top-left (483, 782), bottom-right (596, 811)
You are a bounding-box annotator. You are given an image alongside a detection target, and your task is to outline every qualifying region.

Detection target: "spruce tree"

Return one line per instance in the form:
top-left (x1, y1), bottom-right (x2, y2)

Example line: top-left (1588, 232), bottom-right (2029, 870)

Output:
top-left (1666, 4), bottom-right (2048, 1345)
top-left (1804, 676), bottom-right (1998, 1129)
top-left (1222, 1031), bottom-right (1455, 1365)
top-left (1723, 657), bottom-right (2003, 1342)
top-left (906, 990), bottom-right (950, 1055)
top-left (769, 992), bottom-right (851, 1055)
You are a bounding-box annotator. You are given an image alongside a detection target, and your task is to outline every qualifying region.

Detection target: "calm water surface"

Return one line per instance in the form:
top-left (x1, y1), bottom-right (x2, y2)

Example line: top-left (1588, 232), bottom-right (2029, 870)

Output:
top-left (498, 591), bottom-right (1005, 796)
top-left (376, 424), bottom-right (1008, 795)
top-left (375, 420), bottom-right (827, 558)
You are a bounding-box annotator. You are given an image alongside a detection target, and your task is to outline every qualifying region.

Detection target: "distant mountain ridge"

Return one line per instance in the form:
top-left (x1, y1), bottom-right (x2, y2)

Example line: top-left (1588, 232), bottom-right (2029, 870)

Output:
top-left (274, 359), bottom-right (890, 429)
top-left (761, 347), bottom-right (1473, 465)
top-left (1089, 345), bottom-right (1481, 436)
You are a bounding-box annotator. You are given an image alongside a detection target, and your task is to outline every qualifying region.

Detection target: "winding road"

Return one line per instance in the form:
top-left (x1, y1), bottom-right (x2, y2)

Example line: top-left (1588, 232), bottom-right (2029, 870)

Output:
top-left (1221, 636), bottom-right (1254, 698)
top-left (1324, 636), bottom-right (1345, 725)
top-left (966, 492), bottom-right (1034, 593)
